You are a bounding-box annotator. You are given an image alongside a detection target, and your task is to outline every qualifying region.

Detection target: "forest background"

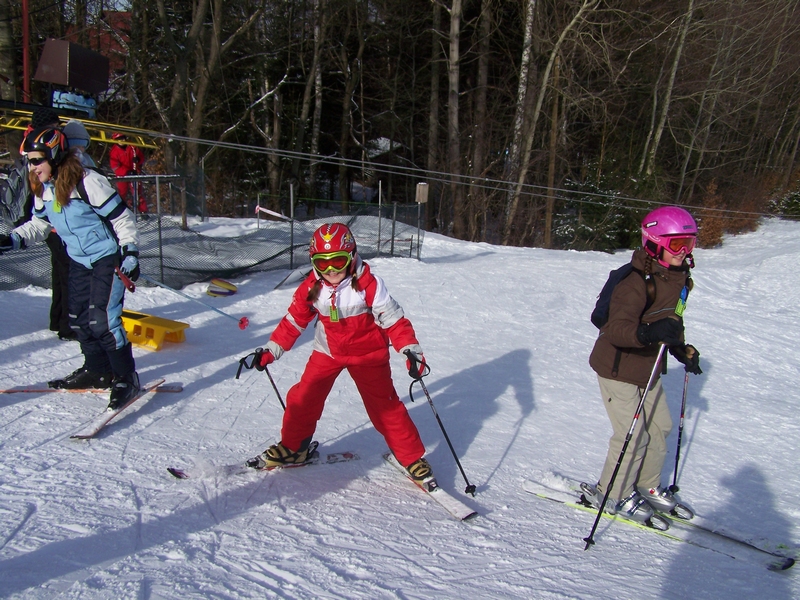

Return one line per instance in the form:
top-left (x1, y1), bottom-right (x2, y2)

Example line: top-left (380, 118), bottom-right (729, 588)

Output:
top-left (2, 0), bottom-right (800, 250)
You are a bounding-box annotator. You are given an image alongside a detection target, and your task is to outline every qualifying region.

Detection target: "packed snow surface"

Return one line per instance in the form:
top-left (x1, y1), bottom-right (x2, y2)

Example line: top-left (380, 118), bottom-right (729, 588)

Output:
top-left (0, 217), bottom-right (798, 599)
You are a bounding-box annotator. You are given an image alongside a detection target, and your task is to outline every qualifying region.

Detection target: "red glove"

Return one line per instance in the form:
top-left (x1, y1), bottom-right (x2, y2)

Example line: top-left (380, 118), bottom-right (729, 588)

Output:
top-left (405, 351), bottom-right (428, 380)
top-left (254, 348), bottom-right (275, 371)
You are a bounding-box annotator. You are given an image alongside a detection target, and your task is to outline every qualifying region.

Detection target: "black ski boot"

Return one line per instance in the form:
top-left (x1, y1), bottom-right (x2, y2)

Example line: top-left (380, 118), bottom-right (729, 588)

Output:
top-left (108, 372), bottom-right (141, 411)
top-left (48, 367), bottom-right (113, 390)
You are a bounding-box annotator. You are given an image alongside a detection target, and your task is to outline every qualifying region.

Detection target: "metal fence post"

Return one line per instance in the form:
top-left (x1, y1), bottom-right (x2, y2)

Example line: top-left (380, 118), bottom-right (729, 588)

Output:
top-left (415, 182), bottom-right (428, 261)
top-left (377, 180), bottom-right (382, 256)
top-left (290, 182), bottom-right (295, 270)
top-left (156, 174), bottom-right (164, 282)
top-left (390, 202), bottom-right (397, 256)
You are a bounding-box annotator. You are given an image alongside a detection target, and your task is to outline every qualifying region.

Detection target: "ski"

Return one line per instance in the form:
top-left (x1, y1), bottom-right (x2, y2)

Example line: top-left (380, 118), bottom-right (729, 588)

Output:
top-left (167, 441), bottom-right (360, 479)
top-left (663, 512), bottom-right (796, 571)
top-left (383, 452), bottom-right (477, 522)
top-left (1, 383), bottom-right (182, 394)
top-left (523, 478), bottom-right (795, 572)
top-left (70, 379), bottom-right (167, 440)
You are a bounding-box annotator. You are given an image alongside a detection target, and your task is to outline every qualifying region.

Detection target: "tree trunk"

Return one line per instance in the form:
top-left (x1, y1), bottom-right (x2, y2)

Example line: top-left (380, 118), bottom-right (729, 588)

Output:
top-left (336, 6), bottom-right (366, 214)
top-left (0, 0), bottom-right (17, 101)
top-left (308, 1), bottom-right (326, 217)
top-left (505, 0), bottom-right (537, 196)
top-left (447, 0), bottom-right (465, 239)
top-left (291, 0), bottom-right (325, 194)
top-left (644, 0), bottom-right (695, 178)
top-left (426, 1), bottom-right (442, 231)
top-left (544, 54), bottom-right (559, 249)
top-left (468, 0), bottom-right (492, 242)
top-left (503, 0), bottom-right (598, 246)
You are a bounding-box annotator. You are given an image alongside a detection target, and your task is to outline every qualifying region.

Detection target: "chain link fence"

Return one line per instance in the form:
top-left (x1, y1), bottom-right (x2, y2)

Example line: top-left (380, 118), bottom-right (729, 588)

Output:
top-left (0, 212), bottom-right (424, 291)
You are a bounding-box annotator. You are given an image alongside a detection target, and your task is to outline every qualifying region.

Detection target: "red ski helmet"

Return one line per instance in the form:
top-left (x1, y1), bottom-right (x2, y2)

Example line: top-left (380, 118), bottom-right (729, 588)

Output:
top-left (23, 127), bottom-right (68, 166)
top-left (641, 206), bottom-right (697, 266)
top-left (309, 223), bottom-right (357, 257)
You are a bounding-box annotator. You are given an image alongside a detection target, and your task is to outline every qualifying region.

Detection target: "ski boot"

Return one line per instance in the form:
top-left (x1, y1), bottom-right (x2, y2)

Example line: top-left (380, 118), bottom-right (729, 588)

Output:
top-left (639, 485), bottom-right (694, 520)
top-left (580, 483), bottom-right (669, 530)
top-left (48, 367), bottom-right (113, 390)
top-left (580, 482), bottom-right (618, 514)
top-left (108, 372), bottom-right (141, 411)
top-left (405, 458), bottom-right (435, 483)
top-left (247, 441), bottom-right (317, 470)
top-left (404, 457), bottom-right (439, 492)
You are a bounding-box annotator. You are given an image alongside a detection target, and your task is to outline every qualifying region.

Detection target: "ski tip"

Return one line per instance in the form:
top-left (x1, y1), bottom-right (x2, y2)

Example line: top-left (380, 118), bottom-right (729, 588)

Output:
top-left (167, 467), bottom-right (189, 479)
top-left (767, 556), bottom-right (795, 572)
top-left (156, 383), bottom-right (183, 393)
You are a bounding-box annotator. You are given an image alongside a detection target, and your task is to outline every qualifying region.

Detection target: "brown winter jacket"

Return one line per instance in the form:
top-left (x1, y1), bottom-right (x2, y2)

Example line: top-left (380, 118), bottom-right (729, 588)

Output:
top-left (589, 248), bottom-right (691, 387)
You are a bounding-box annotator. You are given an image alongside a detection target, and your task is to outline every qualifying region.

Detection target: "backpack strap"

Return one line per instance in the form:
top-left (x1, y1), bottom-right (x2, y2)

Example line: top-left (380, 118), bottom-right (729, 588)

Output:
top-left (611, 266), bottom-right (656, 378)
top-left (75, 176), bottom-right (120, 245)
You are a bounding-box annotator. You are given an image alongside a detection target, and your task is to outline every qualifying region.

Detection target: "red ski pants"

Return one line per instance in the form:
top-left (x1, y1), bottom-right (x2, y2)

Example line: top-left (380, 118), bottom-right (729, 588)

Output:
top-left (281, 349), bottom-right (425, 466)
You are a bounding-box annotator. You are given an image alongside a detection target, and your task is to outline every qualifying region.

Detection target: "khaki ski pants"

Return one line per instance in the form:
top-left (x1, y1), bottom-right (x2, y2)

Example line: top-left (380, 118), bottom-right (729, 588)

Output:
top-left (595, 375), bottom-right (672, 502)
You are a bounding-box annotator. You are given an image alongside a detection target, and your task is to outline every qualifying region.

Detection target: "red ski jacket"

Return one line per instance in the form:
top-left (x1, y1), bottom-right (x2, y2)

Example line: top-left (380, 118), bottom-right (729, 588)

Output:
top-left (270, 258), bottom-right (420, 359)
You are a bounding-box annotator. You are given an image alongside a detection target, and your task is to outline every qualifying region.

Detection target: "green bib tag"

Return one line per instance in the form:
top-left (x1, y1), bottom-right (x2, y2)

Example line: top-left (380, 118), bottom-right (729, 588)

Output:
top-left (329, 305), bottom-right (339, 322)
top-left (675, 285), bottom-right (689, 317)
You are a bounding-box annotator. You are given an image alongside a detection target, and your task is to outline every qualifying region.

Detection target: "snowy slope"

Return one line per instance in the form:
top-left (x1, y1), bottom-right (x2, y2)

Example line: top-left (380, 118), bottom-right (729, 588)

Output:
top-left (0, 218), bottom-right (797, 599)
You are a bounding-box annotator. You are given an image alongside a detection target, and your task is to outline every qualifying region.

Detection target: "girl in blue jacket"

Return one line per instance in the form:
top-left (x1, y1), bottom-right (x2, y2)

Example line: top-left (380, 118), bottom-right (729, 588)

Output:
top-left (0, 128), bottom-right (141, 410)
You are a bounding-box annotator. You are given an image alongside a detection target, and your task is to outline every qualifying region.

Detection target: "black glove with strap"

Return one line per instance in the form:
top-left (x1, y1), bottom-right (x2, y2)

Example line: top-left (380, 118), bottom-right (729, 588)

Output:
top-left (0, 232), bottom-right (24, 253)
top-left (670, 344), bottom-right (702, 375)
top-left (637, 317), bottom-right (684, 347)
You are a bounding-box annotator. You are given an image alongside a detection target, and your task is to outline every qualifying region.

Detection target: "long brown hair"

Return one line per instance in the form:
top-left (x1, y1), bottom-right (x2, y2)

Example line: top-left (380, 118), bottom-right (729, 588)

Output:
top-left (28, 150), bottom-right (84, 208)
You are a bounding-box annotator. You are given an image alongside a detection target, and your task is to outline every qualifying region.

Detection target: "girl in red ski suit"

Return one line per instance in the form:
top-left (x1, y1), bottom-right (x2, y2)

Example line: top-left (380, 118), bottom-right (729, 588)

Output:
top-left (254, 223), bottom-right (430, 477)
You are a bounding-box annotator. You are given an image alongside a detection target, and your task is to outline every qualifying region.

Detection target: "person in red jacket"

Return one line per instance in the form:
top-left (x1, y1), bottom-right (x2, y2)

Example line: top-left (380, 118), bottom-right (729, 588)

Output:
top-left (251, 223), bottom-right (434, 483)
top-left (109, 133), bottom-right (146, 213)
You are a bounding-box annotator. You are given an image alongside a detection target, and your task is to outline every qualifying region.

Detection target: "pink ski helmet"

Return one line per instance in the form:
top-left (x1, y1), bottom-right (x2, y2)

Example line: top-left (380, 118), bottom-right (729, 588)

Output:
top-left (641, 206), bottom-right (697, 266)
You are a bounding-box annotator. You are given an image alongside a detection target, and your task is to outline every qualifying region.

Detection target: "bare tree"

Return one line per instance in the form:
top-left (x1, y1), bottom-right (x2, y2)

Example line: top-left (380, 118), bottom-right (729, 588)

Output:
top-left (642, 0), bottom-right (694, 178)
top-left (427, 0), bottom-right (442, 231)
top-left (503, 0), bottom-right (599, 245)
top-left (445, 0), bottom-right (468, 238)
top-left (0, 0), bottom-right (17, 101)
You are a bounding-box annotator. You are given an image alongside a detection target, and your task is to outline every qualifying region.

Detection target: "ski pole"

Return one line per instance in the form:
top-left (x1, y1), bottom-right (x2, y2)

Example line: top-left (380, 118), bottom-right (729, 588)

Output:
top-left (404, 350), bottom-right (477, 496)
top-left (668, 372), bottom-right (690, 494)
top-left (139, 273), bottom-right (249, 329)
top-left (235, 349), bottom-right (286, 411)
top-left (115, 267), bottom-right (136, 292)
top-left (583, 343), bottom-right (667, 550)
top-left (264, 365), bottom-right (286, 411)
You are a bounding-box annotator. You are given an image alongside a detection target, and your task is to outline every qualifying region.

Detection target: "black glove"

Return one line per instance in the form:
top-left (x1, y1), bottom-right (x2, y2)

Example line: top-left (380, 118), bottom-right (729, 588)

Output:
top-left (637, 317), bottom-right (684, 347)
top-left (0, 232), bottom-right (23, 253)
top-left (670, 344), bottom-right (702, 375)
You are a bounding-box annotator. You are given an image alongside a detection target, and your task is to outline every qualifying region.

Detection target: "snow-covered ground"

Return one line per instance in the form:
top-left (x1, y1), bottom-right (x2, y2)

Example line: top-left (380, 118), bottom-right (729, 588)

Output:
top-left (0, 217), bottom-right (797, 599)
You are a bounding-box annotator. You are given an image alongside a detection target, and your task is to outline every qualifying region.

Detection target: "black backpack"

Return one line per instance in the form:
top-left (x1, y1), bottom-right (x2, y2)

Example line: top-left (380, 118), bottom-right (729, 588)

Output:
top-left (591, 263), bottom-right (654, 329)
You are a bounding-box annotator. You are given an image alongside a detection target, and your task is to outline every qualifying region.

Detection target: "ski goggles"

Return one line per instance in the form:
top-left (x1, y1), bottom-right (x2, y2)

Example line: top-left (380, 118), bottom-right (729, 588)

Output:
top-left (311, 251), bottom-right (352, 274)
top-left (664, 236), bottom-right (696, 255)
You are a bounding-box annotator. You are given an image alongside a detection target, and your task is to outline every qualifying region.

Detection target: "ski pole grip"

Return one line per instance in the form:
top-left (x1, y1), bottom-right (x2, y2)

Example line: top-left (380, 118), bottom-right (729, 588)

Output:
top-left (115, 267), bottom-right (136, 292)
top-left (404, 349), bottom-right (422, 380)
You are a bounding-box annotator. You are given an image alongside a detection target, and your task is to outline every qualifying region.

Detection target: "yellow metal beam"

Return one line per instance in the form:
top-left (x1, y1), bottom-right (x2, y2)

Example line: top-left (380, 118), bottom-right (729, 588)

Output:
top-left (0, 109), bottom-right (160, 150)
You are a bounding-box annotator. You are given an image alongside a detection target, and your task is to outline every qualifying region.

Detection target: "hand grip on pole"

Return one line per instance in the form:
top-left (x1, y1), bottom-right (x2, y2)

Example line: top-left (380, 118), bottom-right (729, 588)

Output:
top-left (115, 267), bottom-right (136, 292)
